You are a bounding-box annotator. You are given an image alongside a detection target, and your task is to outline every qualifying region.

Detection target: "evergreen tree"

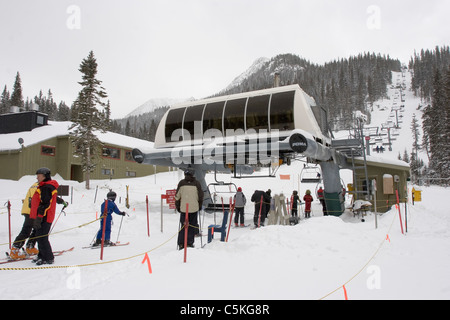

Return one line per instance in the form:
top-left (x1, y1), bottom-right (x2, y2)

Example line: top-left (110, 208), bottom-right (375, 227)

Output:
top-left (402, 149), bottom-right (410, 163)
top-left (10, 72), bottom-right (24, 109)
top-left (0, 85), bottom-right (10, 114)
top-left (410, 113), bottom-right (422, 183)
top-left (104, 100), bottom-right (112, 130)
top-left (57, 101), bottom-right (71, 121)
top-left (70, 51), bottom-right (108, 189)
top-left (422, 69), bottom-right (449, 183)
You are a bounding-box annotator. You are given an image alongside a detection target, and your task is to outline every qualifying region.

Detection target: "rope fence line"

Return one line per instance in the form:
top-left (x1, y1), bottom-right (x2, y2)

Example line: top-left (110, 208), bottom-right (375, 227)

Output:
top-left (318, 207), bottom-right (400, 300)
top-left (0, 216), bottom-right (102, 247)
top-left (1, 198), bottom-right (407, 294)
top-left (0, 225), bottom-right (185, 271)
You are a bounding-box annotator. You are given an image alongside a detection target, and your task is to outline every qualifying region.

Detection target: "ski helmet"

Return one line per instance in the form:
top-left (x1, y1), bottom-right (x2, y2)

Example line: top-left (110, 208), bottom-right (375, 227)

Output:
top-left (36, 167), bottom-right (51, 179)
top-left (107, 191), bottom-right (117, 201)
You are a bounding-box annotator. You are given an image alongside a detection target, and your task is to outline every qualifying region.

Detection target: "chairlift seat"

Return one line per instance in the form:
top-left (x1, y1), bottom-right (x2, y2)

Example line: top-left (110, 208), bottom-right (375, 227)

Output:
top-left (207, 210), bottom-right (229, 243)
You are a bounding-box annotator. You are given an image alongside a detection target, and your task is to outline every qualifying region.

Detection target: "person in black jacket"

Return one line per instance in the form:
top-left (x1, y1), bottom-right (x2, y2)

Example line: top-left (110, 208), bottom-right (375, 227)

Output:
top-left (251, 190), bottom-right (270, 227)
top-left (175, 169), bottom-right (204, 250)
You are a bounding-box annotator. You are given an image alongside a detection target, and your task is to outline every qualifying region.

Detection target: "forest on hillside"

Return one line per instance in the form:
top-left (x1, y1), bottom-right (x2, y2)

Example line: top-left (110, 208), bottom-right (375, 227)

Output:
top-left (218, 53), bottom-right (401, 130)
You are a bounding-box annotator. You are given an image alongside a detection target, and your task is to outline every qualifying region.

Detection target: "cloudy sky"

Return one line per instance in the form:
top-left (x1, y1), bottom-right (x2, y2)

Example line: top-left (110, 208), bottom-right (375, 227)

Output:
top-left (1, 0), bottom-right (449, 118)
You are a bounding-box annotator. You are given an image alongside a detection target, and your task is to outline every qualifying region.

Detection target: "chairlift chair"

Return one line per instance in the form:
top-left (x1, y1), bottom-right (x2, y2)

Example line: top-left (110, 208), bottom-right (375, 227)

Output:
top-left (300, 166), bottom-right (322, 183)
top-left (205, 182), bottom-right (238, 213)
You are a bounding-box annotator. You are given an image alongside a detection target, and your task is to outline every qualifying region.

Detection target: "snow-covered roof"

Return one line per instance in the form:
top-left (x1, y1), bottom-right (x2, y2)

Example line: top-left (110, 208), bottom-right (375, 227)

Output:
top-left (0, 121), bottom-right (154, 152)
top-left (354, 154), bottom-right (410, 170)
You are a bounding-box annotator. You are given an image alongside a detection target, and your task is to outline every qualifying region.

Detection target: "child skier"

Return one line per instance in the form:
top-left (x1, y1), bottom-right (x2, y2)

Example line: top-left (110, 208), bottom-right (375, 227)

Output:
top-left (233, 187), bottom-right (247, 227)
top-left (291, 190), bottom-right (301, 218)
top-left (93, 191), bottom-right (126, 247)
top-left (303, 190), bottom-right (313, 218)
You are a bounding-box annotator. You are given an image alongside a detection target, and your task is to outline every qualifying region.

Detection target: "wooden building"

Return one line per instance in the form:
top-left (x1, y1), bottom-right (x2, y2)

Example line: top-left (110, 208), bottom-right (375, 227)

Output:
top-left (349, 156), bottom-right (410, 213)
top-left (0, 113), bottom-right (166, 181)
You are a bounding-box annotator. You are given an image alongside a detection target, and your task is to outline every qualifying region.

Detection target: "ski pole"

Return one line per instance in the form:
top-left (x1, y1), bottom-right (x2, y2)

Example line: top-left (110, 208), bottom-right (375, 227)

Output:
top-left (50, 206), bottom-right (66, 234)
top-left (116, 215), bottom-right (124, 243)
top-left (198, 209), bottom-right (203, 249)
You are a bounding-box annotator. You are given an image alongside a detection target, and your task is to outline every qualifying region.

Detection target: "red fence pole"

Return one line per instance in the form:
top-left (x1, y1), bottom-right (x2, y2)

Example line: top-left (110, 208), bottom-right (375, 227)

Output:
top-left (100, 199), bottom-right (109, 260)
top-left (395, 190), bottom-right (404, 235)
top-left (7, 200), bottom-right (12, 250)
top-left (146, 195), bottom-right (150, 237)
top-left (258, 195), bottom-right (263, 227)
top-left (184, 203), bottom-right (189, 263)
top-left (226, 198), bottom-right (235, 242)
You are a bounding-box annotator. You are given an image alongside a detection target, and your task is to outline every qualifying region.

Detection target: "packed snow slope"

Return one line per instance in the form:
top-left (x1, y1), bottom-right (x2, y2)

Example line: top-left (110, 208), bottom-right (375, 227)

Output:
top-left (1, 71), bottom-right (449, 300)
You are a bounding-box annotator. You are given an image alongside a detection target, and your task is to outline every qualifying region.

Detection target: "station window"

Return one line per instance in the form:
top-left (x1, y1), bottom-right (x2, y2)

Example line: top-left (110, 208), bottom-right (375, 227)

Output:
top-left (126, 171), bottom-right (136, 177)
top-left (165, 108), bottom-right (186, 142)
top-left (246, 94), bottom-right (270, 131)
top-left (203, 101), bottom-right (225, 134)
top-left (124, 150), bottom-right (134, 162)
top-left (224, 98), bottom-right (247, 133)
top-left (183, 104), bottom-right (205, 140)
top-left (270, 91), bottom-right (295, 131)
top-left (102, 146), bottom-right (121, 159)
top-left (41, 145), bottom-right (56, 156)
top-left (101, 168), bottom-right (114, 176)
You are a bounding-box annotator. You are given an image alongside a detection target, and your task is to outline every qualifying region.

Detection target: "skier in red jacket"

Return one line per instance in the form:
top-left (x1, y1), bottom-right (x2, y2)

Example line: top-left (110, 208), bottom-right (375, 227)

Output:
top-left (30, 168), bottom-right (66, 265)
top-left (303, 190), bottom-right (313, 218)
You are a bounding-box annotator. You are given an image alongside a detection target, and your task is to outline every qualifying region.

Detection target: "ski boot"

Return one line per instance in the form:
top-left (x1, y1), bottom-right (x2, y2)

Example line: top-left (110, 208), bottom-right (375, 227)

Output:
top-left (9, 246), bottom-right (27, 260)
top-left (25, 246), bottom-right (39, 256)
top-left (92, 239), bottom-right (102, 247)
top-left (35, 258), bottom-right (54, 266)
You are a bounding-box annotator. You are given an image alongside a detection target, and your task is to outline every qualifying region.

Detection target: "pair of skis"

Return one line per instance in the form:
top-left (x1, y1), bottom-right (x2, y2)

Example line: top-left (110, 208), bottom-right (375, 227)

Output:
top-left (1, 247), bottom-right (75, 265)
top-left (1, 241), bottom-right (130, 265)
top-left (82, 242), bottom-right (130, 249)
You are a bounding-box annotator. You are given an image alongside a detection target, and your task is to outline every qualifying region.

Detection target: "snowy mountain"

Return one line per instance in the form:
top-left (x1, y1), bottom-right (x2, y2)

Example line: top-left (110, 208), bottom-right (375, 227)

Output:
top-left (125, 97), bottom-right (194, 118)
top-left (219, 57), bottom-right (270, 93)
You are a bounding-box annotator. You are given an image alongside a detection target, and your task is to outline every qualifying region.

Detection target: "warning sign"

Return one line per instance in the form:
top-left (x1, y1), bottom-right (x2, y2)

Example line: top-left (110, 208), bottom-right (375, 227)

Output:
top-left (165, 189), bottom-right (176, 209)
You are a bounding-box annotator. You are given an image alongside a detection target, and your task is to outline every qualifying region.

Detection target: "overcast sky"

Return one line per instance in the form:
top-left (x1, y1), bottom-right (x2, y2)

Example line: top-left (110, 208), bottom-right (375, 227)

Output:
top-left (1, 0), bottom-right (449, 119)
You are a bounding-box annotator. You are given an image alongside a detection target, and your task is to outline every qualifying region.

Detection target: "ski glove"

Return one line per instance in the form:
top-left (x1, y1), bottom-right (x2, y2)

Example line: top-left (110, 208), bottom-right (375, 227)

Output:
top-left (120, 211), bottom-right (126, 216)
top-left (33, 217), bottom-right (43, 230)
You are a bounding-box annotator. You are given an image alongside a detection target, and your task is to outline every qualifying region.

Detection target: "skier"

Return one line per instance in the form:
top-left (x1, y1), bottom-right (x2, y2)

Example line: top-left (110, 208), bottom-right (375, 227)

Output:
top-left (175, 169), bottom-right (204, 250)
top-left (93, 191), bottom-right (126, 247)
top-left (251, 190), bottom-right (270, 227)
top-left (233, 187), bottom-right (247, 227)
top-left (291, 190), bottom-right (301, 218)
top-left (303, 190), bottom-right (313, 218)
top-left (317, 186), bottom-right (327, 216)
top-left (29, 168), bottom-right (67, 265)
top-left (9, 182), bottom-right (39, 260)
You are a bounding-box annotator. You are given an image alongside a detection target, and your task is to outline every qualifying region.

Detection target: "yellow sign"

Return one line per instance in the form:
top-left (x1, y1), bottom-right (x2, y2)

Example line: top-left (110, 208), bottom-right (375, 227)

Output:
top-left (412, 187), bottom-right (422, 202)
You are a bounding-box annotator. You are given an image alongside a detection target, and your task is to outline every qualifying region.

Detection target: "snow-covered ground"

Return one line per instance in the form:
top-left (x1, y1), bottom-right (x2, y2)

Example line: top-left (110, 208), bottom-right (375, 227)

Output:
top-left (1, 71), bottom-right (449, 301)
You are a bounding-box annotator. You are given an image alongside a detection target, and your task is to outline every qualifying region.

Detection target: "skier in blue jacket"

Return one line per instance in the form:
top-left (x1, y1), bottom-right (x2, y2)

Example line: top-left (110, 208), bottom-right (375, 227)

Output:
top-left (93, 191), bottom-right (126, 246)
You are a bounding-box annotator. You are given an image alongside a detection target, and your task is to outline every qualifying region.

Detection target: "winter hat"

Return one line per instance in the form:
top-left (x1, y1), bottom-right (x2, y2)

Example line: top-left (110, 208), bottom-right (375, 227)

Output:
top-left (107, 191), bottom-right (117, 202)
top-left (237, 187), bottom-right (242, 192)
top-left (36, 167), bottom-right (51, 180)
